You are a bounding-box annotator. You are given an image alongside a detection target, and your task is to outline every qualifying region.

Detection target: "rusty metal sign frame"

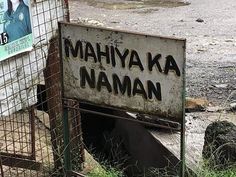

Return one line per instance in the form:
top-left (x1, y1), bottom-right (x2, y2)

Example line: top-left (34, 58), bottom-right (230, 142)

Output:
top-left (58, 21), bottom-right (186, 177)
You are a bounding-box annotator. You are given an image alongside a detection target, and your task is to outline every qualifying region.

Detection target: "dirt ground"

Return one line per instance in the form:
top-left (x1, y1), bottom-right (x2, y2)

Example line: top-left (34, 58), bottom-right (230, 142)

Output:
top-left (69, 0), bottom-right (236, 107)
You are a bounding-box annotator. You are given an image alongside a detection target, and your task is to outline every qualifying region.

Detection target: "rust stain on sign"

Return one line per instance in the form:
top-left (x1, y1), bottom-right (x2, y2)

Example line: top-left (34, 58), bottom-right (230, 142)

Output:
top-left (59, 22), bottom-right (186, 122)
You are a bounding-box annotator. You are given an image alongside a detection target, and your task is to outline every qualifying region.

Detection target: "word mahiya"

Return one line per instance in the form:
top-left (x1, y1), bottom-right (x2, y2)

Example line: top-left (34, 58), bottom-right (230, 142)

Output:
top-left (64, 39), bottom-right (181, 101)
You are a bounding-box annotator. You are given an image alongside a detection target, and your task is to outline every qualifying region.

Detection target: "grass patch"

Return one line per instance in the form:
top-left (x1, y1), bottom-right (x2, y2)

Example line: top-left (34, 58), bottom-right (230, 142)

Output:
top-left (87, 165), bottom-right (123, 177)
top-left (196, 166), bottom-right (236, 177)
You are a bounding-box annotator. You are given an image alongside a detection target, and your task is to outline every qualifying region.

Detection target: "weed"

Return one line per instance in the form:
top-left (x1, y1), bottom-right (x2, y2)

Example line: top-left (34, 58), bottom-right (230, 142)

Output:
top-left (196, 162), bottom-right (236, 177)
top-left (87, 165), bottom-right (123, 177)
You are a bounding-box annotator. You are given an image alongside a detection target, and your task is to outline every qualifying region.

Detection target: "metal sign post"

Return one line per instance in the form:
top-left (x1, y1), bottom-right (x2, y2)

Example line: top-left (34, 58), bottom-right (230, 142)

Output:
top-left (59, 22), bottom-right (186, 176)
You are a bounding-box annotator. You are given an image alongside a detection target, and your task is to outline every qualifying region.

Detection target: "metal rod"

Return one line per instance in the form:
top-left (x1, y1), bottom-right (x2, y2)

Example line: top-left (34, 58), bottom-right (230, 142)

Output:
top-left (75, 103), bottom-right (85, 167)
top-left (0, 155), bottom-right (4, 177)
top-left (0, 155), bottom-right (42, 171)
top-left (63, 107), bottom-right (71, 173)
top-left (68, 170), bottom-right (86, 177)
top-left (0, 152), bottom-right (35, 160)
top-left (29, 106), bottom-right (36, 160)
top-left (180, 119), bottom-right (186, 177)
top-left (68, 99), bottom-right (178, 122)
top-left (180, 42), bottom-right (186, 177)
top-left (78, 107), bottom-right (180, 131)
top-left (180, 118), bottom-right (186, 177)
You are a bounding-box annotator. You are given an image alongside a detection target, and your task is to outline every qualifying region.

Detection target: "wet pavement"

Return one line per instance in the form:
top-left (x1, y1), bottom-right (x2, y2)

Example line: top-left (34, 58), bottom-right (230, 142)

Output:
top-left (69, 0), bottom-right (236, 106)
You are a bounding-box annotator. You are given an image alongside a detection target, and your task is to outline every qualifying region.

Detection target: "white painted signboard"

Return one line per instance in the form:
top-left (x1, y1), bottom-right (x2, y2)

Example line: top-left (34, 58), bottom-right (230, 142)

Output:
top-left (59, 22), bottom-right (186, 122)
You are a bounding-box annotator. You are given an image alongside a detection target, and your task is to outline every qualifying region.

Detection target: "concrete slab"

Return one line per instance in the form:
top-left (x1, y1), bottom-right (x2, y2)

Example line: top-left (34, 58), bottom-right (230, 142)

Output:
top-left (150, 112), bottom-right (236, 171)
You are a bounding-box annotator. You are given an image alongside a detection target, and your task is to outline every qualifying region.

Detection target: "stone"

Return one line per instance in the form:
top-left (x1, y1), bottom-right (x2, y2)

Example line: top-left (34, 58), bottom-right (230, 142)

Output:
top-left (185, 97), bottom-right (209, 112)
top-left (202, 121), bottom-right (236, 168)
top-left (77, 17), bottom-right (104, 26)
top-left (197, 48), bottom-right (206, 52)
top-left (213, 84), bottom-right (228, 89)
top-left (196, 18), bottom-right (204, 23)
top-left (225, 39), bottom-right (234, 42)
top-left (230, 103), bottom-right (236, 110)
top-left (206, 106), bottom-right (223, 112)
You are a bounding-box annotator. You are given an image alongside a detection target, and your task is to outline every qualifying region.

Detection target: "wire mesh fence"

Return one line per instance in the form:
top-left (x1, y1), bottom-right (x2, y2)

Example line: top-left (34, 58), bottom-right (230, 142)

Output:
top-left (0, 0), bottom-right (84, 176)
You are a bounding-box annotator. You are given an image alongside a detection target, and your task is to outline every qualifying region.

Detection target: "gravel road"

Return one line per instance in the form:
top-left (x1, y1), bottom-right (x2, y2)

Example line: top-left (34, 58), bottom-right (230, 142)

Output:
top-left (69, 0), bottom-right (236, 106)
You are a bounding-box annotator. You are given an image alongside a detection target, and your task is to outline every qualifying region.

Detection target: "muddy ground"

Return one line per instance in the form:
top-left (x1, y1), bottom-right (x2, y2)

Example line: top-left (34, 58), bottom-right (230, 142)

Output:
top-left (69, 0), bottom-right (236, 107)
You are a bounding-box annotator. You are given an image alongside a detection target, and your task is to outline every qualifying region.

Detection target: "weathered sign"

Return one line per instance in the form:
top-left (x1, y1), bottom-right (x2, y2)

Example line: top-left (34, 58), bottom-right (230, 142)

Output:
top-left (59, 22), bottom-right (186, 122)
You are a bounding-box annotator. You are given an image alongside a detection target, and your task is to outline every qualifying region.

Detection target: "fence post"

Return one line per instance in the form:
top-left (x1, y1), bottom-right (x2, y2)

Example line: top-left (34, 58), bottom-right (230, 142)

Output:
top-left (63, 106), bottom-right (71, 174)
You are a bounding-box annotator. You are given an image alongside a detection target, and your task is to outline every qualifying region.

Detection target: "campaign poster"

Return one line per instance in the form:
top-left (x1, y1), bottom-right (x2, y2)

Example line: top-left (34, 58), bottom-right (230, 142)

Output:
top-left (0, 0), bottom-right (33, 61)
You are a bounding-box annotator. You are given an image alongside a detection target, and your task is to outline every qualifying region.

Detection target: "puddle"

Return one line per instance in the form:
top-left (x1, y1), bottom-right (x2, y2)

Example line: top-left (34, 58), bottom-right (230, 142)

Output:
top-left (81, 0), bottom-right (190, 10)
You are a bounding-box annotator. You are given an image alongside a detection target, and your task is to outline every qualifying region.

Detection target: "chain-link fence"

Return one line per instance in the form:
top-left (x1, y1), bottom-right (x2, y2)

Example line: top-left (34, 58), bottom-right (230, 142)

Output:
top-left (0, 0), bottom-right (84, 176)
